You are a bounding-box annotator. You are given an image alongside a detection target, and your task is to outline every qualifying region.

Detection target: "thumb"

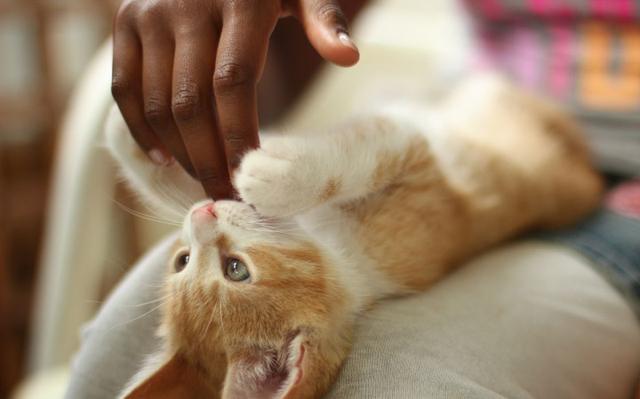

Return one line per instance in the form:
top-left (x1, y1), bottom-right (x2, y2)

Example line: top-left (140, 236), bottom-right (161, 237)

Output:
top-left (297, 0), bottom-right (359, 66)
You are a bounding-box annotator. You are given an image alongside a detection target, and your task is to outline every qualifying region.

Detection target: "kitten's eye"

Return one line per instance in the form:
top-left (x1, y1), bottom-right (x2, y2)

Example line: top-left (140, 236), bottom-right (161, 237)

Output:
top-left (174, 251), bottom-right (190, 272)
top-left (225, 257), bottom-right (250, 282)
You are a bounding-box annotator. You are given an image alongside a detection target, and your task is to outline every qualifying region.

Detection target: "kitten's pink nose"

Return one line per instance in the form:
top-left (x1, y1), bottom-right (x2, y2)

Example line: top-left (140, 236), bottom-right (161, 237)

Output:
top-left (192, 202), bottom-right (216, 222)
top-left (190, 202), bottom-right (218, 244)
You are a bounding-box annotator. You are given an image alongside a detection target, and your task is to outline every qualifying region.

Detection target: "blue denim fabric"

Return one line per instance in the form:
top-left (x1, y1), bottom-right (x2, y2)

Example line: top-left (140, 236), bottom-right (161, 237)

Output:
top-left (537, 209), bottom-right (640, 315)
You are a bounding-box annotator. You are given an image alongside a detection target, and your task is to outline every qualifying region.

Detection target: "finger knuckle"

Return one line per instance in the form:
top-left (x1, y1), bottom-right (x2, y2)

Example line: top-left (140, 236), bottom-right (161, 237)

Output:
top-left (143, 96), bottom-right (171, 127)
top-left (313, 1), bottom-right (347, 26)
top-left (172, 82), bottom-right (203, 122)
top-left (226, 0), bottom-right (252, 12)
top-left (136, 0), bottom-right (165, 25)
top-left (213, 63), bottom-right (256, 92)
top-left (111, 75), bottom-right (132, 100)
top-left (115, 0), bottom-right (139, 24)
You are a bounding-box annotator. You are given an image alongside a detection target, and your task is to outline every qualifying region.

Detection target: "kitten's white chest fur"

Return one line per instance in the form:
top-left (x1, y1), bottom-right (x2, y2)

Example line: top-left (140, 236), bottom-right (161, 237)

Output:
top-left (109, 74), bottom-right (602, 399)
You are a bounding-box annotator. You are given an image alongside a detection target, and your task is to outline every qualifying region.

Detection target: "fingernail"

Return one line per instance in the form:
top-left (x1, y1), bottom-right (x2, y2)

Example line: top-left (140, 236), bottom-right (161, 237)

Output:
top-left (338, 31), bottom-right (358, 52)
top-left (149, 149), bottom-right (170, 166)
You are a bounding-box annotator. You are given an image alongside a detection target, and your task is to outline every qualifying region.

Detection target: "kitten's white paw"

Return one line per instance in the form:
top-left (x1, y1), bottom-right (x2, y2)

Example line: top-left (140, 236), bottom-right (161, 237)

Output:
top-left (235, 142), bottom-right (320, 217)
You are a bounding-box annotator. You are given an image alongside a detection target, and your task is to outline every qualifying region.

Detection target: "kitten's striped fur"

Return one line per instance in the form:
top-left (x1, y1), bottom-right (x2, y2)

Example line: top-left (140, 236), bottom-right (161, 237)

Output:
top-left (107, 74), bottom-right (602, 399)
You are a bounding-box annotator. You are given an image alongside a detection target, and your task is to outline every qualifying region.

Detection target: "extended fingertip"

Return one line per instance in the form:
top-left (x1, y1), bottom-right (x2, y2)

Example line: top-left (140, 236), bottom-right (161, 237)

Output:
top-left (299, 0), bottom-right (359, 66)
top-left (337, 30), bottom-right (358, 53)
top-left (323, 27), bottom-right (359, 66)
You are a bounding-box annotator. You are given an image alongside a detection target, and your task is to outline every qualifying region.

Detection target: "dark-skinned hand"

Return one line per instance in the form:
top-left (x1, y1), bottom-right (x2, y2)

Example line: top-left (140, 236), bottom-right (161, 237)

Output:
top-left (112, 0), bottom-right (359, 199)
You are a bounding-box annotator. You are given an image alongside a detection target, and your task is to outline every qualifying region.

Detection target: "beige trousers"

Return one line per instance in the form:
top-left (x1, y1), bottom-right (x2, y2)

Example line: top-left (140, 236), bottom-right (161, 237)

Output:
top-left (64, 236), bottom-right (640, 399)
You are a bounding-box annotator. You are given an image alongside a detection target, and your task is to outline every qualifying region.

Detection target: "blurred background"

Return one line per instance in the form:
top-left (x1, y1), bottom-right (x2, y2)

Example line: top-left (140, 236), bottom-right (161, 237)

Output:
top-left (0, 1), bottom-right (118, 396)
top-left (0, 0), bottom-right (296, 396)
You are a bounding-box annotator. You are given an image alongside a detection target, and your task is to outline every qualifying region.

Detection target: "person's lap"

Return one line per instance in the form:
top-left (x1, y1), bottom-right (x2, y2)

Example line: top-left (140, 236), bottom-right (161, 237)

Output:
top-left (64, 235), bottom-right (640, 399)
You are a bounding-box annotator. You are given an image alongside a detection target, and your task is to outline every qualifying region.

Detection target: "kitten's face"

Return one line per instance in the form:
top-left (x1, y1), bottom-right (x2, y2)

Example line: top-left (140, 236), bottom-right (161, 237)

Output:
top-left (157, 200), bottom-right (351, 398)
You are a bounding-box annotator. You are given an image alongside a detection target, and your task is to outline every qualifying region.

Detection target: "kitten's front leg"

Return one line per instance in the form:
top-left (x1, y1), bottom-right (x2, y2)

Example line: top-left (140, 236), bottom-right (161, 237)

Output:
top-left (235, 116), bottom-right (422, 217)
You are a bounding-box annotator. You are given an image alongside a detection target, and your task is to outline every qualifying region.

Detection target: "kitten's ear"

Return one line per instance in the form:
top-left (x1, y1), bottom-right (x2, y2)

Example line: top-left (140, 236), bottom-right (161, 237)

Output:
top-left (222, 334), bottom-right (307, 399)
top-left (121, 354), bottom-right (216, 399)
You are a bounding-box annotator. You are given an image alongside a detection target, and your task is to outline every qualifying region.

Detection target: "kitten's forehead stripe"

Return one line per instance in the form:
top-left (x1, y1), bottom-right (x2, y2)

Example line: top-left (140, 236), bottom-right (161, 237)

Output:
top-left (244, 246), bottom-right (330, 301)
top-left (274, 246), bottom-right (324, 265)
top-left (245, 247), bottom-right (280, 272)
top-left (215, 234), bottom-right (230, 252)
top-left (247, 245), bottom-right (324, 268)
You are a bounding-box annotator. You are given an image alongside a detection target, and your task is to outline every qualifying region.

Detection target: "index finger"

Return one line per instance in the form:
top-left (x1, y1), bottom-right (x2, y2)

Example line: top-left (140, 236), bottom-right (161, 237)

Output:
top-left (213, 10), bottom-right (275, 175)
top-left (172, 29), bottom-right (232, 199)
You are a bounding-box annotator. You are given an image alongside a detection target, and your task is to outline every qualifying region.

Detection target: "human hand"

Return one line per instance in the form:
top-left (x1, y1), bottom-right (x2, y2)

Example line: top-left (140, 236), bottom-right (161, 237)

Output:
top-left (112, 0), bottom-right (359, 199)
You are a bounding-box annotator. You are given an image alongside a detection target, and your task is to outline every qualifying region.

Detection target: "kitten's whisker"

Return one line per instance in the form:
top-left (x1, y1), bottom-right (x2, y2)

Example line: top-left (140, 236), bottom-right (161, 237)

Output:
top-left (113, 182), bottom-right (184, 224)
top-left (149, 177), bottom-right (190, 218)
top-left (153, 176), bottom-right (192, 215)
top-left (113, 199), bottom-right (183, 227)
top-left (127, 293), bottom-right (172, 308)
top-left (217, 294), bottom-right (227, 342)
top-left (196, 283), bottom-right (217, 342)
top-left (110, 301), bottom-right (166, 332)
top-left (142, 281), bottom-right (170, 289)
top-left (116, 178), bottom-right (185, 224)
top-left (157, 174), bottom-right (195, 213)
top-left (201, 294), bottom-right (217, 343)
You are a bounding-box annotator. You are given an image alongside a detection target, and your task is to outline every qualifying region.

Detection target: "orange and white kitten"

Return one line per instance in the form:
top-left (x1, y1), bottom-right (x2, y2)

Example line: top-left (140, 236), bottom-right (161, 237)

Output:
top-left (107, 75), bottom-right (602, 399)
